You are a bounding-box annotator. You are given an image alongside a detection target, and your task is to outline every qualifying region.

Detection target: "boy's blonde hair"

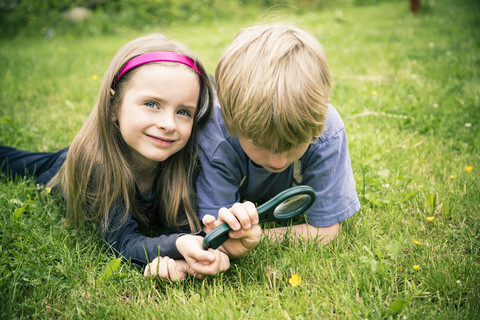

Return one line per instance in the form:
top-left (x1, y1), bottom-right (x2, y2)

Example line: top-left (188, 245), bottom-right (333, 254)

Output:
top-left (50, 33), bottom-right (213, 233)
top-left (215, 23), bottom-right (331, 152)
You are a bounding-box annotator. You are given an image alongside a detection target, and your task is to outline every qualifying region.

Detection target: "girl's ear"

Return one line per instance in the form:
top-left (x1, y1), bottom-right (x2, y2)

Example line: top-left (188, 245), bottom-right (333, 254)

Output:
top-left (110, 89), bottom-right (118, 121)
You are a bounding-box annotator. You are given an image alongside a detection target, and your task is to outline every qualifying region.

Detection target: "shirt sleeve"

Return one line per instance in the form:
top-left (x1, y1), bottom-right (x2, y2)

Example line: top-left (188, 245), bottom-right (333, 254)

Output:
top-left (101, 207), bottom-right (193, 268)
top-left (196, 141), bottom-right (244, 220)
top-left (301, 112), bottom-right (360, 227)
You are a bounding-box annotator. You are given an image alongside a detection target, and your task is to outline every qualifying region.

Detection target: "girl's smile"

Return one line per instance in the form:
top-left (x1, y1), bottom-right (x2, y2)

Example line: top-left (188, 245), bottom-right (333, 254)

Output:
top-left (146, 133), bottom-right (175, 146)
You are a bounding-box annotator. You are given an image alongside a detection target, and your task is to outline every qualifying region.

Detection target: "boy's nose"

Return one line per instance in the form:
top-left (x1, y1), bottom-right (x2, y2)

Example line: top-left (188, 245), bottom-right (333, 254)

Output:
top-left (268, 153), bottom-right (288, 169)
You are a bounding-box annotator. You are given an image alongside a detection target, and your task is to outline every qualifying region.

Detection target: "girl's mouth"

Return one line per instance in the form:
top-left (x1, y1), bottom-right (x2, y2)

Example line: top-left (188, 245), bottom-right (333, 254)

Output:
top-left (146, 134), bottom-right (175, 146)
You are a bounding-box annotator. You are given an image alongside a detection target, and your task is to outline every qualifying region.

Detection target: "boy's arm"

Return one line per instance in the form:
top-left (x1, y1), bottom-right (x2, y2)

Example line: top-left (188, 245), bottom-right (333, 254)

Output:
top-left (263, 223), bottom-right (340, 245)
top-left (279, 107), bottom-right (358, 245)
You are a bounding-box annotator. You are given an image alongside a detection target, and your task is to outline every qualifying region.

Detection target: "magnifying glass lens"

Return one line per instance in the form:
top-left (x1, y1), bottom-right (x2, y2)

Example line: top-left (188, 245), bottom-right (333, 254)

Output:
top-left (273, 194), bottom-right (312, 218)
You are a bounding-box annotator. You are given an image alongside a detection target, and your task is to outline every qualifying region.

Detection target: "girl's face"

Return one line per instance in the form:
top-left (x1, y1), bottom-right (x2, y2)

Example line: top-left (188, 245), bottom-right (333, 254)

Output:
top-left (114, 64), bottom-right (199, 167)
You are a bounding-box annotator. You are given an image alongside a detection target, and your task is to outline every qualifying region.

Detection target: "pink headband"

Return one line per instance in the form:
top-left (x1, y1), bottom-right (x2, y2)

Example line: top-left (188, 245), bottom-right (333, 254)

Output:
top-left (112, 51), bottom-right (203, 88)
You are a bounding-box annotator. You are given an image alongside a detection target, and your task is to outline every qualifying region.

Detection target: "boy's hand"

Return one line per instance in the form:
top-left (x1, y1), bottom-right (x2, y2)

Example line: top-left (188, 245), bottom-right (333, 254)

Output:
top-left (176, 234), bottom-right (230, 277)
top-left (203, 201), bottom-right (262, 258)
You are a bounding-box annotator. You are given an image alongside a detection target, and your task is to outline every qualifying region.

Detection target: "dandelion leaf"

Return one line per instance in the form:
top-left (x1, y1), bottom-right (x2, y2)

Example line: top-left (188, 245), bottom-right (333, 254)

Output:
top-left (100, 257), bottom-right (122, 283)
top-left (388, 297), bottom-right (410, 314)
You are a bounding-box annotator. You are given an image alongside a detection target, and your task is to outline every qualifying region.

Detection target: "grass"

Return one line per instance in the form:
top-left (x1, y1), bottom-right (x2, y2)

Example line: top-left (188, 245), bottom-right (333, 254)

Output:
top-left (1, 0), bottom-right (479, 318)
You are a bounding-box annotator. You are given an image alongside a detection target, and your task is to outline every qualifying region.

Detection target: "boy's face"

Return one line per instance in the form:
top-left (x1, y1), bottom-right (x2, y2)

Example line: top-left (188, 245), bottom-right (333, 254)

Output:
top-left (238, 137), bottom-right (310, 173)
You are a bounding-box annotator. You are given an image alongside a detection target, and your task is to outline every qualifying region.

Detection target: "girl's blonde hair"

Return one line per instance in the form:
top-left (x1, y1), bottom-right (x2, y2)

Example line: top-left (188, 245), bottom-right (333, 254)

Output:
top-left (216, 23), bottom-right (331, 152)
top-left (50, 33), bottom-right (213, 233)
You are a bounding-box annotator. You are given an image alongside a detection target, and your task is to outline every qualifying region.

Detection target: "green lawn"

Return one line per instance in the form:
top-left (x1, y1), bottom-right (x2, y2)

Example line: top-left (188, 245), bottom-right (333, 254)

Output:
top-left (1, 0), bottom-right (479, 318)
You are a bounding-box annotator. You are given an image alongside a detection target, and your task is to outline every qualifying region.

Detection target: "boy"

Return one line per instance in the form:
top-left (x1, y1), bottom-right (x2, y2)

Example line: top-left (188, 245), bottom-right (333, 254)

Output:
top-left (199, 24), bottom-right (359, 245)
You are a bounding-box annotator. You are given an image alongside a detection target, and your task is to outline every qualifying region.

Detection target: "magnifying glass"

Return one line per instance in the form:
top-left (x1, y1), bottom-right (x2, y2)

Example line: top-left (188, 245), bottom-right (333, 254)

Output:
top-left (203, 185), bottom-right (316, 249)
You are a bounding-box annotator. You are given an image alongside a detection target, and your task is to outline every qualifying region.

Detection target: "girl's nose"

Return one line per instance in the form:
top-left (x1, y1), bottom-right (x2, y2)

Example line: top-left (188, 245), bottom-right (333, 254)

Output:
top-left (156, 111), bottom-right (176, 132)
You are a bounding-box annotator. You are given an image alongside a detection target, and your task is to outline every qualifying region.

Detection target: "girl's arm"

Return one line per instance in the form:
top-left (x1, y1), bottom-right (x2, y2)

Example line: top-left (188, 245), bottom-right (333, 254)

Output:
top-left (101, 212), bottom-right (188, 267)
top-left (102, 209), bottom-right (230, 279)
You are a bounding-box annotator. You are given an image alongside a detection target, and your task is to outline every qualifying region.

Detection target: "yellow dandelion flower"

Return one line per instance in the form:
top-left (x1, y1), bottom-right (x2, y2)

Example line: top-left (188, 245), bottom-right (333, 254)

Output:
top-left (413, 265), bottom-right (420, 271)
top-left (91, 74), bottom-right (99, 81)
top-left (413, 239), bottom-right (423, 245)
top-left (371, 90), bottom-right (378, 96)
top-left (464, 166), bottom-right (473, 172)
top-left (449, 174), bottom-right (457, 179)
top-left (45, 187), bottom-right (52, 194)
top-left (426, 216), bottom-right (434, 222)
top-left (288, 274), bottom-right (302, 287)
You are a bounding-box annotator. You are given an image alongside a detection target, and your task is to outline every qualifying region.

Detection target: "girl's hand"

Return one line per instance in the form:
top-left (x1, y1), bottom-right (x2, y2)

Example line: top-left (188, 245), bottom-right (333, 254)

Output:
top-left (203, 201), bottom-right (262, 258)
top-left (144, 256), bottom-right (190, 281)
top-left (176, 234), bottom-right (230, 277)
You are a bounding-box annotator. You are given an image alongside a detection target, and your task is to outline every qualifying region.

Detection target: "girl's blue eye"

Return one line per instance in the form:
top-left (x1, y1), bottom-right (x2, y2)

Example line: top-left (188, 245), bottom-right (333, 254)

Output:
top-left (145, 101), bottom-right (158, 109)
top-left (177, 109), bottom-right (192, 117)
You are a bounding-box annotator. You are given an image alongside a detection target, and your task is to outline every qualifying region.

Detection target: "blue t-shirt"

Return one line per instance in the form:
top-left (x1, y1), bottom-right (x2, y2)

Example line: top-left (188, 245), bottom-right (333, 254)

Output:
top-left (196, 102), bottom-right (360, 227)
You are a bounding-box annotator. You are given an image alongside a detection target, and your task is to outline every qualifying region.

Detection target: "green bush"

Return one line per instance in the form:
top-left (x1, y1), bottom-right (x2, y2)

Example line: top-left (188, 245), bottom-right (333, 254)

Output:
top-left (0, 0), bottom-right (218, 38)
top-left (0, 0), bottom-right (84, 37)
top-left (0, 0), bottom-right (407, 38)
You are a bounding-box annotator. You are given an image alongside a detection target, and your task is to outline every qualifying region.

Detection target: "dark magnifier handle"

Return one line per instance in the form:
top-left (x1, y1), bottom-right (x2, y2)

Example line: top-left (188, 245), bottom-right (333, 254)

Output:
top-left (202, 185), bottom-right (316, 249)
top-left (202, 222), bottom-right (231, 249)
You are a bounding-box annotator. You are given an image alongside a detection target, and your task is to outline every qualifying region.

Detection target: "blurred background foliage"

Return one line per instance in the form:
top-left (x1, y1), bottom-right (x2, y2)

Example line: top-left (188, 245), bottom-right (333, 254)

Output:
top-left (0, 0), bottom-right (404, 38)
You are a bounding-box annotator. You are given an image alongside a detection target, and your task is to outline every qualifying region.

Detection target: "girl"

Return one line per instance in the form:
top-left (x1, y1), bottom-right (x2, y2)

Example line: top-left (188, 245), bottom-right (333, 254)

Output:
top-left (1, 33), bottom-right (261, 281)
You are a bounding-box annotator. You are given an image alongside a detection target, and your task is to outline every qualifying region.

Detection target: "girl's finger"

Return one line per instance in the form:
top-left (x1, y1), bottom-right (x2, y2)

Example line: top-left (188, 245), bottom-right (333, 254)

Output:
top-left (186, 247), bottom-right (215, 263)
top-left (144, 257), bottom-right (159, 278)
top-left (144, 256), bottom-right (167, 278)
top-left (167, 258), bottom-right (182, 281)
top-left (144, 259), bottom-right (156, 278)
top-left (218, 251), bottom-right (231, 272)
top-left (157, 256), bottom-right (170, 279)
top-left (190, 249), bottom-right (221, 275)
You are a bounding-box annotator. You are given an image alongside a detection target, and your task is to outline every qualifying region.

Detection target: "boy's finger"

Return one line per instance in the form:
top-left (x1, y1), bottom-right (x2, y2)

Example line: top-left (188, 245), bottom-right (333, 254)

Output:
top-left (202, 214), bottom-right (215, 226)
top-left (242, 201), bottom-right (259, 225)
top-left (230, 203), bottom-right (252, 229)
top-left (202, 214), bottom-right (219, 232)
top-left (218, 207), bottom-right (241, 230)
top-left (228, 224), bottom-right (260, 239)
